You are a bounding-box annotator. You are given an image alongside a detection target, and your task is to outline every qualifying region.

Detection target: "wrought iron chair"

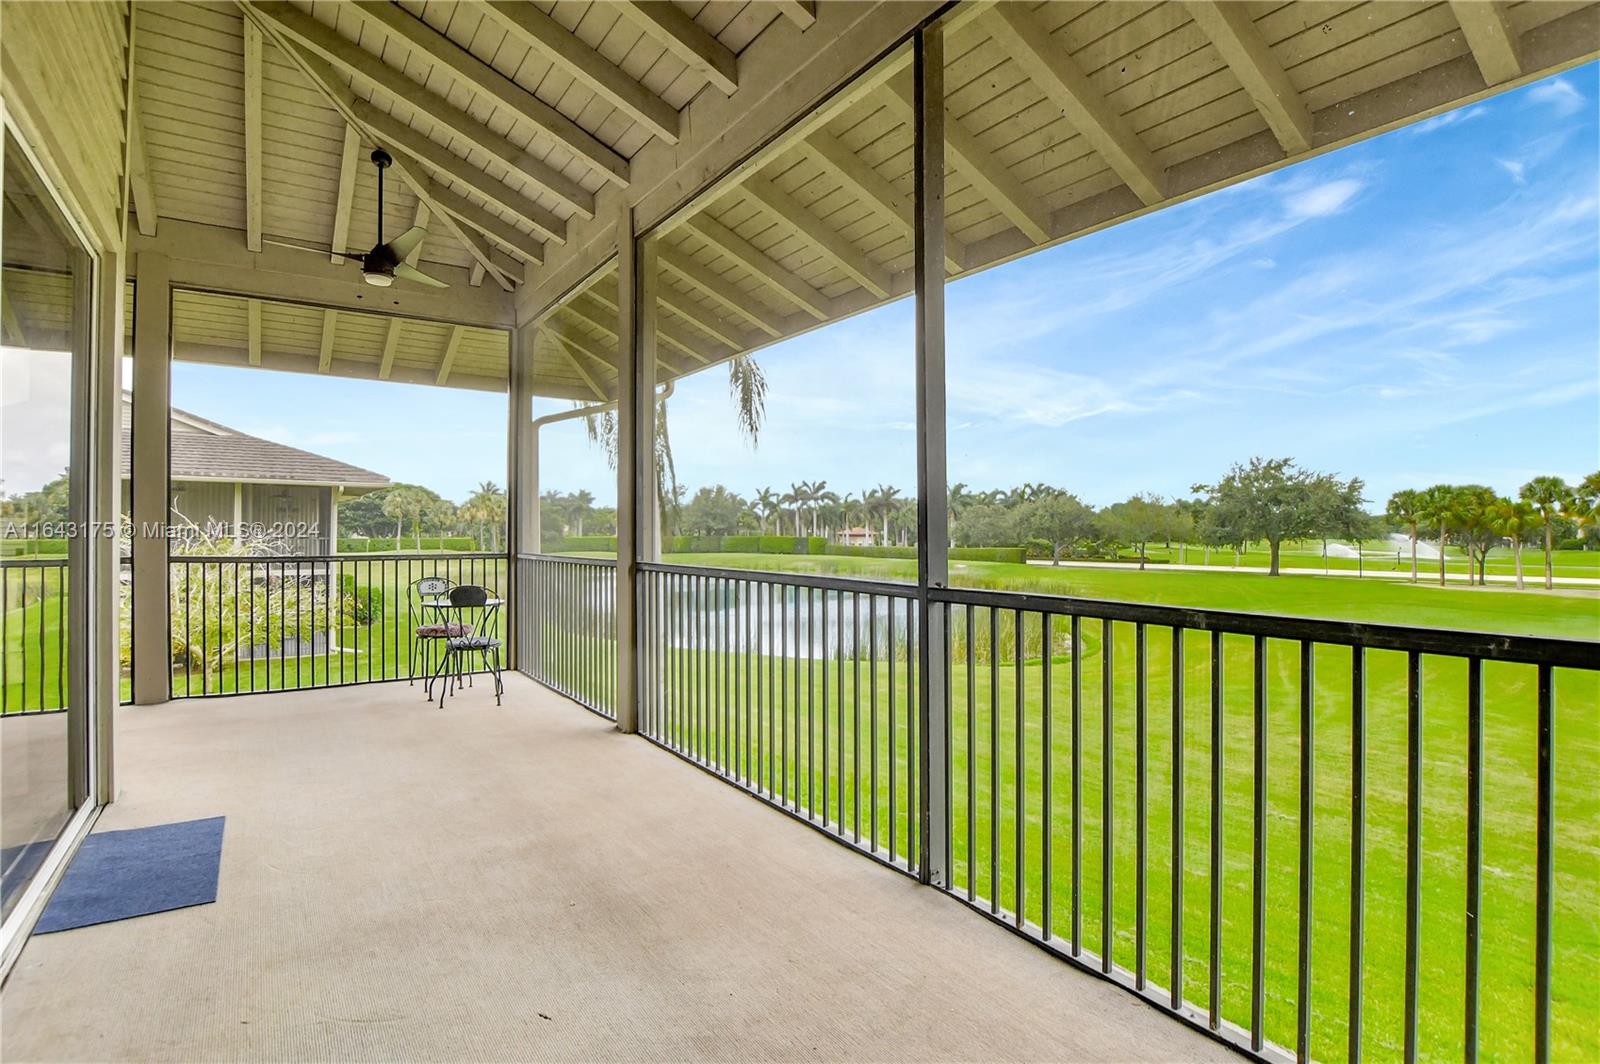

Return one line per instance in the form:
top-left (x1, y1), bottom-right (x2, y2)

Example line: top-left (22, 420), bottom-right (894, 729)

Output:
top-left (408, 575), bottom-right (471, 684)
top-left (426, 584), bottom-right (503, 706)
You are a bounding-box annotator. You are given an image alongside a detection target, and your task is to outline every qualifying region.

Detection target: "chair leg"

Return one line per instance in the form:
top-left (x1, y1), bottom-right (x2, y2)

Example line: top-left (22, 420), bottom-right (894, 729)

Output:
top-left (429, 647), bottom-right (452, 704)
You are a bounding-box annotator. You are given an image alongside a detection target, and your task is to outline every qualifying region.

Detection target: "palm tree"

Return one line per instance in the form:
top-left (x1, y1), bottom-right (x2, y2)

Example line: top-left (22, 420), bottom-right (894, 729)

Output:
top-left (870, 483), bottom-right (902, 545)
top-left (1564, 471), bottom-right (1599, 548)
top-left (784, 483), bottom-right (806, 536)
top-left (753, 487), bottom-right (780, 534)
top-left (568, 489), bottom-right (595, 536)
top-left (1386, 488), bottom-right (1424, 581)
top-left (1491, 498), bottom-right (1538, 590)
top-left (1416, 484), bottom-right (1457, 586)
top-left (1519, 476), bottom-right (1572, 590)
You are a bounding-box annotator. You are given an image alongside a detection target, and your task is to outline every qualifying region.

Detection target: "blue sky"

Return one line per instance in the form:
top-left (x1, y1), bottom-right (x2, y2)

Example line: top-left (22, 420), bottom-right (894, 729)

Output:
top-left (77, 65), bottom-right (1595, 510)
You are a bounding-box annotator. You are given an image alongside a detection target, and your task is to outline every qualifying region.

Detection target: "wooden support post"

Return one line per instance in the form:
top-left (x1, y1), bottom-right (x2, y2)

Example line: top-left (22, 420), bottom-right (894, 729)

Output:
top-left (614, 204), bottom-right (641, 734)
top-left (510, 319), bottom-right (536, 669)
top-left (131, 252), bottom-right (171, 705)
top-left (914, 22), bottom-right (950, 888)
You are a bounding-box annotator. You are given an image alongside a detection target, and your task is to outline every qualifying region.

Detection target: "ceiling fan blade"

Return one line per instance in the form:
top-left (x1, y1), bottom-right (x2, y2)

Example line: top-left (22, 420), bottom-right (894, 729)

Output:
top-left (394, 262), bottom-right (450, 289)
top-left (386, 226), bottom-right (427, 261)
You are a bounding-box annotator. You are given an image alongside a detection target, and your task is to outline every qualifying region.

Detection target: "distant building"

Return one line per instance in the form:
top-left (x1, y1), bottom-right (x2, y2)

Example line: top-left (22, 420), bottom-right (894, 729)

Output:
top-left (835, 526), bottom-right (877, 547)
top-left (118, 395), bottom-right (389, 555)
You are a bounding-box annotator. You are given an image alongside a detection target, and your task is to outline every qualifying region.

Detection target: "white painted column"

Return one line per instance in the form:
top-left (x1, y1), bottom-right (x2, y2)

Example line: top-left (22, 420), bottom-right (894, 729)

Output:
top-left (130, 252), bottom-right (170, 706)
top-left (613, 205), bottom-right (640, 734)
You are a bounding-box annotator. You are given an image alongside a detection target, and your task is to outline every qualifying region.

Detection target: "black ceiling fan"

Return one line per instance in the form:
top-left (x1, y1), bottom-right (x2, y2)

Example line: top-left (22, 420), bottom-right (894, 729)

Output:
top-left (264, 147), bottom-right (451, 286)
top-left (330, 148), bottom-right (447, 289)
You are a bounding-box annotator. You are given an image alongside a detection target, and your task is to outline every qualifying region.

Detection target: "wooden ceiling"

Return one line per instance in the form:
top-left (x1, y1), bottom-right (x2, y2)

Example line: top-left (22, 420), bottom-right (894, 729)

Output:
top-left (120, 1), bottom-right (1599, 399)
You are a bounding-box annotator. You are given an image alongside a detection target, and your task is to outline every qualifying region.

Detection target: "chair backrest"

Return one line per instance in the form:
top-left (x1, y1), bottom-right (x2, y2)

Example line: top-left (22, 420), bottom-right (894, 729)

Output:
top-left (411, 576), bottom-right (451, 599)
top-left (448, 584), bottom-right (490, 607)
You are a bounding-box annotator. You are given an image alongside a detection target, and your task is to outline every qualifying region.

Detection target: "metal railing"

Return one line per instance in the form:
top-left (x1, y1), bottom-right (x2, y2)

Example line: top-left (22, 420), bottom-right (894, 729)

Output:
top-left (1, 558), bottom-right (69, 714)
top-left (515, 554), bottom-right (617, 718)
top-left (637, 563), bottom-right (923, 873)
top-left (929, 586), bottom-right (1596, 1063)
top-left (168, 553), bottom-right (509, 698)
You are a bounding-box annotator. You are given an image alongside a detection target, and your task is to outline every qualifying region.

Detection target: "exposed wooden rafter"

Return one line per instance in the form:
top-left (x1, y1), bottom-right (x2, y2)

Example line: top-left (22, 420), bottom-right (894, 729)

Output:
top-left (128, 97), bottom-right (159, 238)
top-left (549, 331), bottom-right (608, 400)
top-left (245, 1), bottom-right (597, 217)
top-left (242, 16), bottom-right (264, 251)
top-left (435, 325), bottom-right (466, 386)
top-left (317, 308), bottom-right (337, 372)
top-left (683, 213), bottom-right (830, 321)
top-left (985, 5), bottom-right (1165, 206)
top-left (656, 244), bottom-right (785, 338)
top-left (247, 298), bottom-right (262, 365)
top-left (773, 1), bottom-right (817, 30)
top-left (378, 317), bottom-right (403, 379)
top-left (1449, 0), bottom-right (1524, 86)
top-left (1185, 1), bottom-right (1312, 155)
top-left (803, 132), bottom-right (964, 274)
top-left (620, 2), bottom-right (738, 97)
top-left (329, 124), bottom-right (362, 262)
top-left (743, 176), bottom-right (890, 298)
top-left (349, 0), bottom-right (630, 187)
top-left (479, 2), bottom-right (679, 144)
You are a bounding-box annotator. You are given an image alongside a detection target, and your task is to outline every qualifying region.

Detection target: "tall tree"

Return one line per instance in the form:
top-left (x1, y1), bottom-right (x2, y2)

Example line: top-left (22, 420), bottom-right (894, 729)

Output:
top-left (1416, 484), bottom-right (1459, 586)
top-left (1519, 475), bottom-right (1572, 590)
top-left (1491, 497), bottom-right (1538, 590)
top-left (1447, 486), bottom-right (1500, 586)
top-left (1020, 492), bottom-right (1095, 564)
top-left (1386, 488), bottom-right (1424, 582)
top-left (1192, 458), bottom-right (1361, 576)
top-left (753, 487), bottom-right (780, 534)
top-left (1097, 493), bottom-right (1167, 570)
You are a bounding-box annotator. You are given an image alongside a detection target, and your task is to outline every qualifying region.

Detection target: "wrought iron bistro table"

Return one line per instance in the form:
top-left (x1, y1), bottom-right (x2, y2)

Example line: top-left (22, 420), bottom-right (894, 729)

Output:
top-left (418, 595), bottom-right (504, 702)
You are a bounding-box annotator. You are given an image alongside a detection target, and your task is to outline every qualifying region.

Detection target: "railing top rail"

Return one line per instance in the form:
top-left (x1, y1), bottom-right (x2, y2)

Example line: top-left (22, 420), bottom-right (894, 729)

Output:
top-left (0, 556), bottom-right (70, 569)
top-left (169, 552), bottom-right (509, 563)
top-left (639, 560), bottom-right (916, 597)
top-left (520, 552), bottom-right (619, 567)
top-left (933, 585), bottom-right (1599, 669)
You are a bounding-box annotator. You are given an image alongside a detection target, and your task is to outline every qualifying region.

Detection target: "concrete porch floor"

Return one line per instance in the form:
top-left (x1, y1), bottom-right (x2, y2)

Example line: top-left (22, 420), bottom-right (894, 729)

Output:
top-left (2, 675), bottom-right (1231, 1062)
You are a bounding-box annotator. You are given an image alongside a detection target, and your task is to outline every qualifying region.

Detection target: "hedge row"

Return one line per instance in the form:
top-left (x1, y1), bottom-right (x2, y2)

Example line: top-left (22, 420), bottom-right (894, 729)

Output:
top-left (337, 536), bottom-right (480, 553)
top-left (539, 534), bottom-right (1023, 565)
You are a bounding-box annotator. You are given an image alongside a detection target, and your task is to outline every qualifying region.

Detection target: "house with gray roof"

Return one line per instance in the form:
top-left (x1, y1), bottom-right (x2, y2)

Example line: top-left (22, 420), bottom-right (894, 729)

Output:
top-left (118, 395), bottom-right (388, 555)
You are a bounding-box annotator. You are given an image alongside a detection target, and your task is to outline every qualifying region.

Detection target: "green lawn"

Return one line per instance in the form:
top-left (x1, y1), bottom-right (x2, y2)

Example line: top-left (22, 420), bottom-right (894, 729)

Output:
top-left (601, 553), bottom-right (1598, 1061)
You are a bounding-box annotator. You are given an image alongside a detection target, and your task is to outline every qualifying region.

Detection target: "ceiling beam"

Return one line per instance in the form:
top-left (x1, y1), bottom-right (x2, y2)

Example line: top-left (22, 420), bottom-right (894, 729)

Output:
top-left (352, 99), bottom-right (566, 245)
top-left (657, 244), bottom-right (784, 337)
top-left (549, 331), bottom-right (608, 400)
top-left (655, 283), bottom-right (757, 352)
top-left (803, 131), bottom-right (964, 273)
top-left (349, 0), bottom-right (630, 188)
top-left (247, 298), bottom-right (262, 365)
top-left (683, 212), bottom-right (829, 320)
top-left (436, 325), bottom-right (465, 386)
top-left (620, 2), bottom-right (738, 97)
top-left (245, 1), bottom-right (596, 218)
top-left (417, 177), bottom-right (543, 267)
top-left (378, 317), bottom-right (403, 379)
top-left (884, 76), bottom-right (1051, 244)
top-left (246, 13), bottom-right (523, 290)
top-left (128, 99), bottom-right (159, 238)
top-left (469, 261), bottom-right (486, 288)
top-left (585, 287), bottom-right (714, 364)
top-left (1185, 1), bottom-right (1312, 155)
top-left (773, 2), bottom-right (817, 31)
top-left (329, 125), bottom-right (362, 261)
top-left (480, 2), bottom-right (680, 144)
top-left (317, 308), bottom-right (337, 372)
top-left (242, 17), bottom-right (264, 251)
top-left (985, 5), bottom-right (1165, 207)
top-left (743, 175), bottom-right (890, 298)
top-left (1449, 0), bottom-right (1524, 86)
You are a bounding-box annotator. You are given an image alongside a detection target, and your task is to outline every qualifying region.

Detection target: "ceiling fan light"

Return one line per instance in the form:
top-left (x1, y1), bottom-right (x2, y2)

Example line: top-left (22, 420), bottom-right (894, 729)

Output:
top-left (362, 269), bottom-right (394, 288)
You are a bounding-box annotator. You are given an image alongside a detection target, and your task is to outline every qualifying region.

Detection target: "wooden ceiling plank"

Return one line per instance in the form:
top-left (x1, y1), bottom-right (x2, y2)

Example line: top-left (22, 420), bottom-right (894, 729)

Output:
top-left (1448, 1), bottom-right (1524, 85)
top-left (243, 16), bottom-right (264, 251)
top-left (884, 76), bottom-right (1051, 244)
top-left (317, 308), bottom-right (337, 371)
top-left (247, 298), bottom-right (262, 365)
top-left (244, 1), bottom-right (596, 217)
top-left (655, 284), bottom-right (754, 351)
top-left (1185, 1), bottom-right (1312, 154)
top-left (588, 285), bottom-right (716, 363)
top-left (803, 131), bottom-right (965, 273)
top-left (378, 317), bottom-right (403, 379)
top-left (742, 175), bottom-right (890, 298)
top-left (620, 2), bottom-right (739, 97)
top-left (683, 212), bottom-right (830, 320)
top-left (352, 99), bottom-right (566, 244)
top-left (480, 2), bottom-right (680, 144)
top-left (329, 124), bottom-right (362, 261)
top-left (657, 244), bottom-right (784, 337)
top-left (128, 98), bottom-right (160, 238)
top-left (984, 5), bottom-right (1166, 207)
top-left (349, 0), bottom-right (630, 187)
top-left (435, 324), bottom-right (465, 386)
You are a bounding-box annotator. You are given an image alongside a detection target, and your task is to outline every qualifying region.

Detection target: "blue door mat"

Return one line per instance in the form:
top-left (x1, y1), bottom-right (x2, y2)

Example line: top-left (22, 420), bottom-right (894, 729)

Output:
top-left (35, 816), bottom-right (225, 934)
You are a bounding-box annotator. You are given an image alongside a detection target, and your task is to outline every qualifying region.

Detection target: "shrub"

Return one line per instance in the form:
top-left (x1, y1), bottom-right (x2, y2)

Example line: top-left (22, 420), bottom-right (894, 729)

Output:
top-left (339, 574), bottom-right (384, 625)
top-left (823, 543), bottom-right (917, 559)
top-left (544, 535), bottom-right (617, 554)
top-left (950, 547), bottom-right (1027, 564)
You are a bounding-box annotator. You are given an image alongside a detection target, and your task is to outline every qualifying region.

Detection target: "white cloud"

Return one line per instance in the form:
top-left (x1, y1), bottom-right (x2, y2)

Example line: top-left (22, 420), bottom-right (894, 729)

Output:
top-left (1497, 158), bottom-right (1527, 184)
top-left (1527, 78), bottom-right (1585, 117)
top-left (1282, 178), bottom-right (1363, 218)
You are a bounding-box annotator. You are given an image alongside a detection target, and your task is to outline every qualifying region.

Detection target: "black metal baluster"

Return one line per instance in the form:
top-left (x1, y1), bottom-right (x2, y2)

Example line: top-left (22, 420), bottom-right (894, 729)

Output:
top-left (1172, 626), bottom-right (1185, 1009)
top-left (888, 596), bottom-right (897, 859)
top-left (853, 591), bottom-right (861, 843)
top-left (1297, 640), bottom-right (1315, 1063)
top-left (1464, 655), bottom-right (1483, 1064)
top-left (1534, 663), bottom-right (1554, 1064)
top-left (1136, 622), bottom-right (1148, 988)
top-left (1103, 617), bottom-right (1114, 973)
top-left (870, 594), bottom-right (879, 852)
top-left (1349, 645), bottom-right (1365, 1063)
top-left (1072, 614), bottom-right (1082, 955)
top-left (967, 603), bottom-right (976, 900)
top-left (1209, 629), bottom-right (1223, 1031)
top-left (1252, 634), bottom-right (1267, 1051)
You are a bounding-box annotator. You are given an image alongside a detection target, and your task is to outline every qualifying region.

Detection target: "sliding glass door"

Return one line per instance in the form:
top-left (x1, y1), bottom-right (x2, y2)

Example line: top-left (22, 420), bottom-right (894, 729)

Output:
top-left (0, 127), bottom-right (95, 920)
